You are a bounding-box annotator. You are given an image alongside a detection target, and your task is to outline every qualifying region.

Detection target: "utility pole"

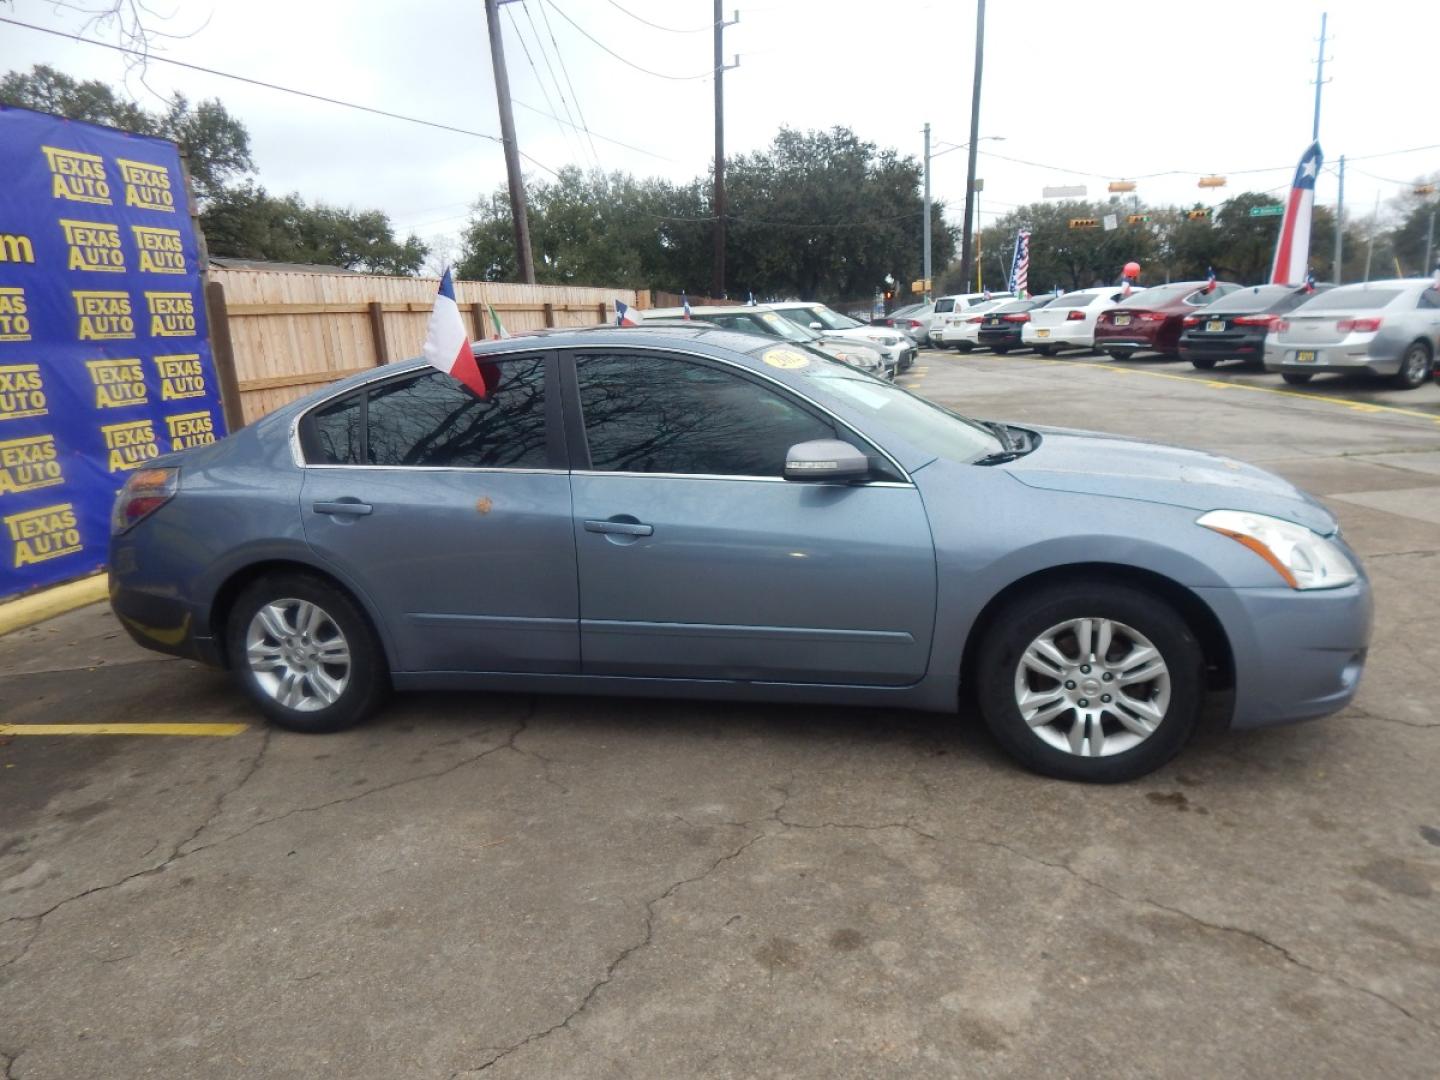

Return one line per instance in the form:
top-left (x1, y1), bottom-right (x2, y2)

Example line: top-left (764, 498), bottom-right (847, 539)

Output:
top-left (484, 0), bottom-right (534, 283)
top-left (1363, 190), bottom-right (1379, 283)
top-left (712, 5), bottom-right (739, 299)
top-left (1333, 154), bottom-right (1345, 283)
top-left (958, 0), bottom-right (986, 292)
top-left (1311, 12), bottom-right (1329, 142)
top-left (1425, 209), bottom-right (1435, 274)
top-left (922, 123), bottom-right (931, 302)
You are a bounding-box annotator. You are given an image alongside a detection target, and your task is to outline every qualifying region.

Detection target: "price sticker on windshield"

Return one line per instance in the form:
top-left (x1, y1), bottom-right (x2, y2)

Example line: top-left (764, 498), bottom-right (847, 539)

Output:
top-left (762, 348), bottom-right (810, 370)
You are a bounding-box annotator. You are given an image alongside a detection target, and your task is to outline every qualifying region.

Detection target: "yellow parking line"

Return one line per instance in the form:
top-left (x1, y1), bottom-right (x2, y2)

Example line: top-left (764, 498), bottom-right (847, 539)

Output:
top-left (0, 723), bottom-right (249, 737)
top-left (1003, 354), bottom-right (1440, 425)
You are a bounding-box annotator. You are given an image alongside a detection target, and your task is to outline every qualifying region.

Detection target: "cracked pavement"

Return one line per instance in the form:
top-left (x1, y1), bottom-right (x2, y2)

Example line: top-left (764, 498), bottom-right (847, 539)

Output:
top-left (2, 350), bottom-right (1439, 1078)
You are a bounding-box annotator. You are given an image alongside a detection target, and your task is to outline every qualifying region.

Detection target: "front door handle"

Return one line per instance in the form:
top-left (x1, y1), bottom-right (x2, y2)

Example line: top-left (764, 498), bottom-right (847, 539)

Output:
top-left (313, 499), bottom-right (373, 517)
top-left (584, 518), bottom-right (653, 537)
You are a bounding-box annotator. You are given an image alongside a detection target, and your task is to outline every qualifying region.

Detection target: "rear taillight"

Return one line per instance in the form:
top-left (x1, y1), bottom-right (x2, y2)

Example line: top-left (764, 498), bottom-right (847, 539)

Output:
top-left (966, 315), bottom-right (985, 324)
top-left (1182, 315), bottom-right (1200, 328)
top-left (906, 319), bottom-right (922, 328)
top-left (1002, 313), bottom-right (1030, 323)
top-left (1338, 317), bottom-right (1382, 333)
top-left (1272, 319), bottom-right (1290, 333)
top-left (1066, 310), bottom-right (1086, 321)
top-left (1139, 311), bottom-right (1167, 322)
top-left (1233, 314), bottom-right (1278, 327)
top-left (111, 467), bottom-right (179, 533)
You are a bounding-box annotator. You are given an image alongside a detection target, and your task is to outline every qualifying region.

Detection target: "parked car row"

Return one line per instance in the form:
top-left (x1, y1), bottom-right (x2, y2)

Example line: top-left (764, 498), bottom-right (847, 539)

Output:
top-left (907, 277), bottom-right (1440, 391)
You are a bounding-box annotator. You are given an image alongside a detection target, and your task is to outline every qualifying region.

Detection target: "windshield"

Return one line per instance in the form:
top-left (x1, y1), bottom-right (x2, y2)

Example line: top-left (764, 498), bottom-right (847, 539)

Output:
top-left (801, 305), bottom-right (861, 330)
top-left (1202, 285), bottom-right (1295, 313)
top-left (1295, 287), bottom-right (1401, 312)
top-left (748, 346), bottom-right (1003, 463)
top-left (1119, 284), bottom-right (1192, 307)
top-left (694, 311), bottom-right (816, 343)
top-left (1049, 291), bottom-right (1102, 308)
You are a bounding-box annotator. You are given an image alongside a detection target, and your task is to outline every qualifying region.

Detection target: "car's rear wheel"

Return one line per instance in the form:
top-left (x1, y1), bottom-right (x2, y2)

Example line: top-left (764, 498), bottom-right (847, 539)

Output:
top-left (226, 572), bottom-right (388, 733)
top-left (1034, 345), bottom-right (1054, 356)
top-left (1105, 350), bottom-right (1127, 360)
top-left (1282, 372), bottom-right (1313, 385)
top-left (1392, 341), bottom-right (1432, 389)
top-left (1189, 355), bottom-right (1218, 370)
top-left (956, 342), bottom-right (974, 353)
top-left (976, 583), bottom-right (1203, 783)
top-left (993, 346), bottom-right (1010, 355)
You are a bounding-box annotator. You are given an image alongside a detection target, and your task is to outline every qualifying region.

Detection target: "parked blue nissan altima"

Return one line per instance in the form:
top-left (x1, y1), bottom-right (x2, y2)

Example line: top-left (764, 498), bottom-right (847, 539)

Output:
top-left (109, 326), bottom-right (1371, 782)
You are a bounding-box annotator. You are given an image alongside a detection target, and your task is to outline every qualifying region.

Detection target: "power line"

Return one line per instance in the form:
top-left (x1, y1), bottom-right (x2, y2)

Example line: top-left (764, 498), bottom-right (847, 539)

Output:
top-left (0, 14), bottom-right (564, 177)
top-left (519, 0), bottom-right (597, 170)
top-left (542, 0), bottom-right (714, 80)
top-left (503, 2), bottom-right (585, 165)
top-left (532, 1), bottom-right (601, 165)
top-left (512, 98), bottom-right (676, 161)
top-left (603, 0), bottom-right (715, 33)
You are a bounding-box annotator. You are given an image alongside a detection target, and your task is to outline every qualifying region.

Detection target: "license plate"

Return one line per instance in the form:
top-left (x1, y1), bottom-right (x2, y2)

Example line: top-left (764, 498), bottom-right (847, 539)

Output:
top-left (1206, 320), bottom-right (1224, 332)
top-left (986, 318), bottom-right (1001, 327)
top-left (1296, 350), bottom-right (1316, 364)
top-left (1035, 328), bottom-right (1050, 338)
top-left (1114, 315), bottom-right (1131, 326)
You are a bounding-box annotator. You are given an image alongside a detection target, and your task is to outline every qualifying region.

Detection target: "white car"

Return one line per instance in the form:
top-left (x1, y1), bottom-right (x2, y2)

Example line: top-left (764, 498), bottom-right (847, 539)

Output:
top-left (767, 302), bottom-right (918, 372)
top-left (642, 305), bottom-right (891, 378)
top-left (936, 299), bottom-right (1005, 351)
top-left (927, 292), bottom-right (1014, 347)
top-left (1021, 287), bottom-right (1128, 355)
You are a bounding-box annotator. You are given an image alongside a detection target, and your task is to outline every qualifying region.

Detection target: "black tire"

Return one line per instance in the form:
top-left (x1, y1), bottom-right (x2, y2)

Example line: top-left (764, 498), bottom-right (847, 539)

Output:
top-left (225, 571), bottom-right (389, 733)
top-left (993, 346), bottom-right (1010, 355)
top-left (1189, 355), bottom-right (1218, 370)
top-left (1392, 341), bottom-right (1432, 390)
top-left (1035, 345), bottom-right (1054, 356)
top-left (975, 582), bottom-right (1204, 783)
top-left (1281, 372), bottom-right (1313, 385)
top-left (1105, 350), bottom-right (1127, 360)
top-left (956, 342), bottom-right (975, 353)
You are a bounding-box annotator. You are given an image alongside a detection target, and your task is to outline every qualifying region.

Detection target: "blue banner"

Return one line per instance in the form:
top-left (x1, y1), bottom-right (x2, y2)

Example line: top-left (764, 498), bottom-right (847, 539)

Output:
top-left (0, 105), bottom-right (227, 599)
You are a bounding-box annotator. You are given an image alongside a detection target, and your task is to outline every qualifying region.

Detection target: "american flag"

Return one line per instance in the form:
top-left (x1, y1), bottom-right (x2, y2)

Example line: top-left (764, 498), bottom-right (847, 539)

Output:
top-left (1009, 230), bottom-right (1031, 298)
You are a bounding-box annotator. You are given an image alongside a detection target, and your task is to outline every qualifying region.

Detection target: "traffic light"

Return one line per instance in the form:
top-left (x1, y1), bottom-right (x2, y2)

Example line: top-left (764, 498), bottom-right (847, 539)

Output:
top-left (1187, 209), bottom-right (1212, 221)
top-left (1126, 214), bottom-right (1150, 225)
top-left (1416, 184), bottom-right (1437, 196)
top-left (1068, 218), bottom-right (1100, 229)
top-left (1108, 180), bottom-right (1136, 193)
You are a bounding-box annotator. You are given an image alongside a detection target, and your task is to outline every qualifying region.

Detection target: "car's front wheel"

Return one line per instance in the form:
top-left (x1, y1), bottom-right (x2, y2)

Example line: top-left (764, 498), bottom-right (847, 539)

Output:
top-left (976, 583), bottom-right (1203, 782)
top-left (1189, 355), bottom-right (1218, 370)
top-left (1282, 372), bottom-right (1313, 385)
top-left (1034, 345), bottom-right (1054, 356)
top-left (956, 342), bottom-right (974, 353)
top-left (226, 572), bottom-right (389, 733)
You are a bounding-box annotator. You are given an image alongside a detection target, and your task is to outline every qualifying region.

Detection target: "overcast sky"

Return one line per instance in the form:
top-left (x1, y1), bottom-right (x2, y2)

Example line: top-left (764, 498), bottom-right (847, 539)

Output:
top-left (3, 0), bottom-right (1436, 270)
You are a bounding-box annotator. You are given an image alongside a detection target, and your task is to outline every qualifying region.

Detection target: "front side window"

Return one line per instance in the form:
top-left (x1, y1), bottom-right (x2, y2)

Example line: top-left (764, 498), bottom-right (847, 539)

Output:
top-left (301, 357), bottom-right (549, 468)
top-left (575, 354), bottom-right (837, 477)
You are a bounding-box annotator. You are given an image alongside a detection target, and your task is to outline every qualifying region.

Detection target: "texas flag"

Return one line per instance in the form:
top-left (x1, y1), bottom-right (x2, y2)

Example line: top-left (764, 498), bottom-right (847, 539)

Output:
top-left (422, 269), bottom-right (491, 398)
top-left (1206, 265), bottom-right (1217, 292)
top-left (682, 291), bottom-right (693, 320)
top-left (1270, 141), bottom-right (1323, 285)
top-left (616, 299), bottom-right (642, 326)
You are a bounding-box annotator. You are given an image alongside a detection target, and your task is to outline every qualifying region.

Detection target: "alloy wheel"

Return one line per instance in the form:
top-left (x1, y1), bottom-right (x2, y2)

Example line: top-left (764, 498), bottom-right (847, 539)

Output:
top-left (245, 598), bottom-right (352, 712)
top-left (1012, 617), bottom-right (1171, 758)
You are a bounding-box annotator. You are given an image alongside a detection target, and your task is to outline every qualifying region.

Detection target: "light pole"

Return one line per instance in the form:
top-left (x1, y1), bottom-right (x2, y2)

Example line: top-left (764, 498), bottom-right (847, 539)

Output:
top-left (924, 134), bottom-right (1003, 299)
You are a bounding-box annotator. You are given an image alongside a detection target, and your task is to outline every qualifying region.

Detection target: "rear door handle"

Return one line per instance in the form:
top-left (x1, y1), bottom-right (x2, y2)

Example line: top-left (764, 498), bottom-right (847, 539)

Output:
top-left (584, 518), bottom-right (653, 537)
top-left (312, 500), bottom-right (373, 516)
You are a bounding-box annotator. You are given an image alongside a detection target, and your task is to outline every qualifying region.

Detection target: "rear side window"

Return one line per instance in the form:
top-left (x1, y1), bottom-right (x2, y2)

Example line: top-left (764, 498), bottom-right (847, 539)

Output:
top-left (300, 357), bottom-right (549, 468)
top-left (574, 354), bottom-right (836, 477)
top-left (934, 299), bottom-right (955, 313)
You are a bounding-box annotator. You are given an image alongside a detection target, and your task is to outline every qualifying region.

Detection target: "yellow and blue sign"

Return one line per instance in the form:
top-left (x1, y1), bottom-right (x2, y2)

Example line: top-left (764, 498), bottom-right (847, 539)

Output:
top-left (1, 105), bottom-right (227, 598)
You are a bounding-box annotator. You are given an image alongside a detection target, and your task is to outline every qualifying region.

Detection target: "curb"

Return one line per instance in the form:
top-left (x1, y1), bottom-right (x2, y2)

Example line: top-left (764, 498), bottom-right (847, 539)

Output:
top-left (0, 573), bottom-right (110, 638)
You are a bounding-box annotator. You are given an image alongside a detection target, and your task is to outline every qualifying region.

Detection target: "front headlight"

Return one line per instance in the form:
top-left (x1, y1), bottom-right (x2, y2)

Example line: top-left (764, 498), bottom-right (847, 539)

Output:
top-left (1197, 509), bottom-right (1357, 590)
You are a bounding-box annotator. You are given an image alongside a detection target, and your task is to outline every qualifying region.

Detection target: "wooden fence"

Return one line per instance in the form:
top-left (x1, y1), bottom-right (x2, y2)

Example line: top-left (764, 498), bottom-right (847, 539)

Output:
top-left (206, 267), bottom-right (648, 423)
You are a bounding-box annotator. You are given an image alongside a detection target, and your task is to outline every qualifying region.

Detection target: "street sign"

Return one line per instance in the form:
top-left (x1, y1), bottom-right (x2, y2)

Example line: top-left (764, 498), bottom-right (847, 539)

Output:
top-left (1248, 205), bottom-right (1284, 217)
top-left (1102, 214), bottom-right (1118, 231)
top-left (1044, 185), bottom-right (1087, 198)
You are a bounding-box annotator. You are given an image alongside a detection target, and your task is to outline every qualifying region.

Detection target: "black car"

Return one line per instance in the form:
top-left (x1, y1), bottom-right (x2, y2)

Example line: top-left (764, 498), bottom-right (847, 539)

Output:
top-left (976, 297), bottom-right (1056, 353)
top-left (1178, 283), bottom-right (1333, 370)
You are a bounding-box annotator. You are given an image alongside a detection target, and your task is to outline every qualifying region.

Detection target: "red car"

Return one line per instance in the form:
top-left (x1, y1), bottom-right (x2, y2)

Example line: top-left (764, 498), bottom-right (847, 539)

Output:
top-left (1094, 281), bottom-right (1240, 359)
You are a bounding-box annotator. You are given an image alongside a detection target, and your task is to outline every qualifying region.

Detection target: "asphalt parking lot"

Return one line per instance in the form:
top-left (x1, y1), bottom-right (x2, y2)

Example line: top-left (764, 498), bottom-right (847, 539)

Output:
top-left (3, 347), bottom-right (1439, 1080)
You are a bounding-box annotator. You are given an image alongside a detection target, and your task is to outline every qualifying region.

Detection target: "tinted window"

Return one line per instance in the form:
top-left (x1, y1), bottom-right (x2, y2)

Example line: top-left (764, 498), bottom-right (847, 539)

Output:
top-left (933, 299), bottom-right (955, 313)
top-left (364, 359), bottom-right (548, 468)
top-left (1417, 289), bottom-right (1439, 309)
top-left (1297, 287), bottom-right (1401, 312)
top-left (575, 354), bottom-right (836, 476)
top-left (1202, 285), bottom-right (1297, 313)
top-left (306, 392), bottom-right (362, 465)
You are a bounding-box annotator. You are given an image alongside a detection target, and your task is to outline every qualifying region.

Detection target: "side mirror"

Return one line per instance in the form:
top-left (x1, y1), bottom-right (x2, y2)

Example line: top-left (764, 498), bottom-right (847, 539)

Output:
top-left (784, 439), bottom-right (870, 483)
top-left (809, 321), bottom-right (823, 331)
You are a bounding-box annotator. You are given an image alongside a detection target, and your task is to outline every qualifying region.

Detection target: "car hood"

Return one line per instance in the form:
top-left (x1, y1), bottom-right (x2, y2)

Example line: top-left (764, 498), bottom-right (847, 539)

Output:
top-left (1001, 426), bottom-right (1336, 534)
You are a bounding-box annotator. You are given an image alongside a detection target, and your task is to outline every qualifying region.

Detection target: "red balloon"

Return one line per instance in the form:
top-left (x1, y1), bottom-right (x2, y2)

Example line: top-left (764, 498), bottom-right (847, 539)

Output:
top-left (1123, 261), bottom-right (1141, 279)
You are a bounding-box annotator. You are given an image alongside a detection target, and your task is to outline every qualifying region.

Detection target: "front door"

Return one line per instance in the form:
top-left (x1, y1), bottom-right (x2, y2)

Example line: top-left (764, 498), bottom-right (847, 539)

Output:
top-left (565, 349), bottom-right (936, 686)
top-left (298, 354), bottom-right (578, 674)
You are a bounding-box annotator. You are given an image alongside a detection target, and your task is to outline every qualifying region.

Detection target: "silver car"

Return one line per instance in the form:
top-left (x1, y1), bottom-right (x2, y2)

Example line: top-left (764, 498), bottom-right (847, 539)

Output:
top-left (110, 326), bottom-right (1371, 783)
top-left (767, 302), bottom-right (917, 373)
top-left (1265, 278), bottom-right (1440, 389)
top-left (645, 305), bottom-right (891, 378)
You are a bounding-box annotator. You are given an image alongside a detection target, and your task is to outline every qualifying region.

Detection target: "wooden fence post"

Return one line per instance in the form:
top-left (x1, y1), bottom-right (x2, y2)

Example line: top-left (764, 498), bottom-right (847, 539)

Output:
top-left (543, 302), bottom-right (556, 328)
top-left (596, 301), bottom-right (608, 325)
top-left (367, 301), bottom-right (390, 366)
top-left (205, 280), bottom-right (246, 431)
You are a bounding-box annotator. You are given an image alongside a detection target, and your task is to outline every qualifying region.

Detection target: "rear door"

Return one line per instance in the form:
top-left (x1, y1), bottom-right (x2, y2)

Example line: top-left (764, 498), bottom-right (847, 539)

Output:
top-left (563, 347), bottom-right (937, 685)
top-left (298, 354), bottom-right (579, 674)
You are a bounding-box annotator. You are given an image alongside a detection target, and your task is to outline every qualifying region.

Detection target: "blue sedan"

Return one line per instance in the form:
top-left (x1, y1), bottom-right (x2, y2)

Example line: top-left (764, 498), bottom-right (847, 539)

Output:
top-left (109, 327), bottom-right (1371, 782)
